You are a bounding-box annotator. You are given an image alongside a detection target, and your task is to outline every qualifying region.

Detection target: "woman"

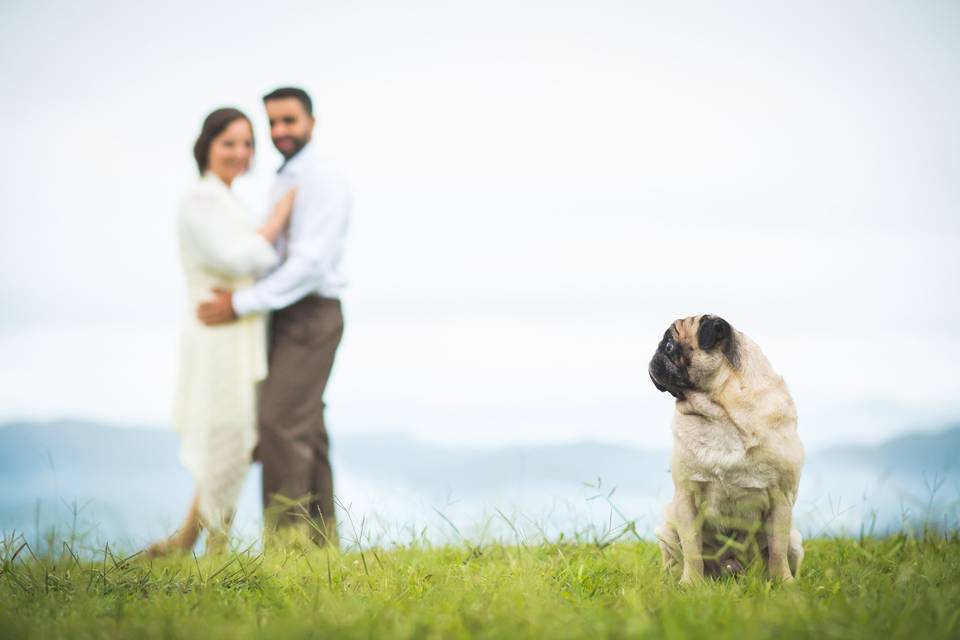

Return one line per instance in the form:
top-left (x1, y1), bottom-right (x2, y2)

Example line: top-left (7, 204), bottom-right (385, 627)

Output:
top-left (148, 108), bottom-right (295, 556)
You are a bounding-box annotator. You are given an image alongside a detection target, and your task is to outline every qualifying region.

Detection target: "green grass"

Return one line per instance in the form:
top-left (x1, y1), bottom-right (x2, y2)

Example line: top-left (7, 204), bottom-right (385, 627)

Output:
top-left (2, 533), bottom-right (959, 639)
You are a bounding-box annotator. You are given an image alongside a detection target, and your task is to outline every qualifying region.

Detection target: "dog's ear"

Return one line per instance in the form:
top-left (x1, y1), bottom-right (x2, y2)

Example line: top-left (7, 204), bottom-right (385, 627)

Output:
top-left (697, 315), bottom-right (729, 350)
top-left (697, 315), bottom-right (740, 368)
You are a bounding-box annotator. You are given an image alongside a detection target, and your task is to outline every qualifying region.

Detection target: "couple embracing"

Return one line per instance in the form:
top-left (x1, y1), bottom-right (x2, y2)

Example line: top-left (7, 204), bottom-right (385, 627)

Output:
top-left (148, 87), bottom-right (349, 556)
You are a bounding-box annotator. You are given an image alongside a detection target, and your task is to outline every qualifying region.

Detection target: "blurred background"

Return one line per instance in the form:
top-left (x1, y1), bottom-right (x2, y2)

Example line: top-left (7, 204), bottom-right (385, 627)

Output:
top-left (2, 0), bottom-right (958, 549)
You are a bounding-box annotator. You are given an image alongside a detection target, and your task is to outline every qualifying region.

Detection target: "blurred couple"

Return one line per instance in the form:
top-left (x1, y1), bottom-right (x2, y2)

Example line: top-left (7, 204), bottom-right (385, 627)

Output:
top-left (147, 87), bottom-right (350, 556)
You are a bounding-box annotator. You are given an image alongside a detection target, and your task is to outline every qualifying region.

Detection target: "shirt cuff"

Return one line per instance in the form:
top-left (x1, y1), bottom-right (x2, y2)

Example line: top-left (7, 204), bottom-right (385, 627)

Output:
top-left (232, 287), bottom-right (267, 317)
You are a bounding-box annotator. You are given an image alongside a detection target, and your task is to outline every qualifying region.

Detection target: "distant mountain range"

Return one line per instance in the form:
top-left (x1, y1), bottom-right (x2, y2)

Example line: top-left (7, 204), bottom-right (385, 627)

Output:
top-left (810, 427), bottom-right (960, 473)
top-left (1, 420), bottom-right (958, 545)
top-left (4, 419), bottom-right (957, 490)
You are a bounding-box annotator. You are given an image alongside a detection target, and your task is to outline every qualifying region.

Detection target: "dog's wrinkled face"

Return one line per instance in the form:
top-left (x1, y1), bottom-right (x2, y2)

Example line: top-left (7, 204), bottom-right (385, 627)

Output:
top-left (648, 315), bottom-right (740, 400)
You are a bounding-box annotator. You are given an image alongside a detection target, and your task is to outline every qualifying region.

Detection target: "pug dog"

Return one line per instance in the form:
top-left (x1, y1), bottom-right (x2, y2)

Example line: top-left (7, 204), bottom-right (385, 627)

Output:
top-left (649, 315), bottom-right (804, 583)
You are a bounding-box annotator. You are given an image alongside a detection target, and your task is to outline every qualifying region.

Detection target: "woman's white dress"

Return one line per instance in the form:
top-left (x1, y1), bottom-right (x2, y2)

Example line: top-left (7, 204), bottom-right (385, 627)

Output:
top-left (173, 173), bottom-right (278, 532)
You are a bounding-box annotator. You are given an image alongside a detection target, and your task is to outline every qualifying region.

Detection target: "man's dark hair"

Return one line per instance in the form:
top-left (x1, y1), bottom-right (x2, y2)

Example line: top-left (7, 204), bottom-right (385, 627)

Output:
top-left (192, 107), bottom-right (252, 175)
top-left (262, 87), bottom-right (313, 117)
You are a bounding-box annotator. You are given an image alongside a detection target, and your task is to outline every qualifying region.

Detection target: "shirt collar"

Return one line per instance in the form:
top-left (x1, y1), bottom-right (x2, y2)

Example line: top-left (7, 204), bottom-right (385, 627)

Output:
top-left (276, 140), bottom-right (317, 176)
top-left (202, 171), bottom-right (232, 190)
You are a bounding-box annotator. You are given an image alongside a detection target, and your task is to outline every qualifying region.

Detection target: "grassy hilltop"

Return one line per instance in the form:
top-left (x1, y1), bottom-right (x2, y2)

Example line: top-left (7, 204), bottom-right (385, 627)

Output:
top-left (2, 534), bottom-right (959, 639)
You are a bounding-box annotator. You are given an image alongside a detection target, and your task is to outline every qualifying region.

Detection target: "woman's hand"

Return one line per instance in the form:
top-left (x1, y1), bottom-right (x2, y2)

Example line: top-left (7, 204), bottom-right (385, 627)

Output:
top-left (273, 187), bottom-right (298, 227)
top-left (257, 187), bottom-right (298, 243)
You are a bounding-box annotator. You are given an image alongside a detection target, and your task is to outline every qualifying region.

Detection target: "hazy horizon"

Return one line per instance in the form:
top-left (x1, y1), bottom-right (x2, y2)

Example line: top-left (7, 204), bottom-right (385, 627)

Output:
top-left (4, 421), bottom-right (958, 548)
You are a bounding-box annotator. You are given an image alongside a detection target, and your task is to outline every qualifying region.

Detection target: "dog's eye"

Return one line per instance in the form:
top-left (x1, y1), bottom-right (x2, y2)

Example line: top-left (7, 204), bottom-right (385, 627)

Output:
top-left (664, 342), bottom-right (674, 354)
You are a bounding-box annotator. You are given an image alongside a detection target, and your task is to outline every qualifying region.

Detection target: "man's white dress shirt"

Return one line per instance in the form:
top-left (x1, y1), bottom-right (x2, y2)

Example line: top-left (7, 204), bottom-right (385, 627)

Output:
top-left (232, 142), bottom-right (350, 316)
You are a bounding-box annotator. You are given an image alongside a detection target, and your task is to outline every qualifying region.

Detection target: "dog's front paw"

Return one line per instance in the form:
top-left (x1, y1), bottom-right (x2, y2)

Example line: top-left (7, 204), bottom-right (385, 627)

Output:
top-left (768, 567), bottom-right (795, 583)
top-left (679, 569), bottom-right (705, 587)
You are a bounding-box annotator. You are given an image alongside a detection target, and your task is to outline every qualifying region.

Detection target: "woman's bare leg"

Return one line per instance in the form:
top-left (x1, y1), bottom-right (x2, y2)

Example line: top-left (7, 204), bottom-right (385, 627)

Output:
top-left (146, 492), bottom-right (202, 558)
top-left (204, 511), bottom-right (234, 555)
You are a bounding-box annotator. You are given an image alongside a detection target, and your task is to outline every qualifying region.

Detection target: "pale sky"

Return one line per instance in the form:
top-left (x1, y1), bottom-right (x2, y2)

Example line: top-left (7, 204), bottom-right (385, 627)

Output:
top-left (1, 0), bottom-right (959, 451)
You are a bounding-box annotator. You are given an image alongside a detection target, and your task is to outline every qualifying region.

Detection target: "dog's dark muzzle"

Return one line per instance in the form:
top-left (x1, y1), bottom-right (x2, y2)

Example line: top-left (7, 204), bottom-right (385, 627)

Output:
top-left (648, 353), bottom-right (691, 400)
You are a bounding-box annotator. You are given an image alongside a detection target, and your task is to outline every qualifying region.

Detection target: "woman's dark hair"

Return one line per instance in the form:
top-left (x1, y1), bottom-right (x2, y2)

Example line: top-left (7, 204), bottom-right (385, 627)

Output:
top-left (192, 107), bottom-right (253, 175)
